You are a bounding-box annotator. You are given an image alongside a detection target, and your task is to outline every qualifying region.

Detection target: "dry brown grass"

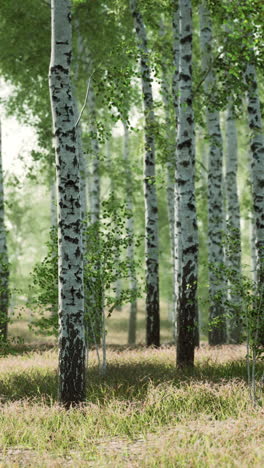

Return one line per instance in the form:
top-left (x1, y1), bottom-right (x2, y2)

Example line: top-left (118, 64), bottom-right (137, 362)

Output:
top-left (7, 300), bottom-right (174, 348)
top-left (1, 319), bottom-right (264, 467)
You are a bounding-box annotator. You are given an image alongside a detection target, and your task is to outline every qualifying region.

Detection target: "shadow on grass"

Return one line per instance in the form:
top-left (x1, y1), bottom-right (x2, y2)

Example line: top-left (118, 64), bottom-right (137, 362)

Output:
top-left (1, 346), bottom-right (263, 405)
top-left (86, 358), bottom-right (263, 402)
top-left (0, 342), bottom-right (56, 357)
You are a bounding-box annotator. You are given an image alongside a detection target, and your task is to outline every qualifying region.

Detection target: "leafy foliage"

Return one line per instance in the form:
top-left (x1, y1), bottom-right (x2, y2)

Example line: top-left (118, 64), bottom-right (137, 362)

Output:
top-left (28, 195), bottom-right (142, 343)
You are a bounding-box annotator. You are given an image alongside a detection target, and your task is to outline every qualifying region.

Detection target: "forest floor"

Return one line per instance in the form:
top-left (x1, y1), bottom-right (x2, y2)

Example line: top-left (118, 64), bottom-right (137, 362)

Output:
top-left (0, 340), bottom-right (264, 467)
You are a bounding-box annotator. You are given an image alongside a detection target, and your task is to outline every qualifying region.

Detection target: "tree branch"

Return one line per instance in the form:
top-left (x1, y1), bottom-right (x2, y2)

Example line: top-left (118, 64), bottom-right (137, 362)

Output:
top-left (74, 69), bottom-right (96, 128)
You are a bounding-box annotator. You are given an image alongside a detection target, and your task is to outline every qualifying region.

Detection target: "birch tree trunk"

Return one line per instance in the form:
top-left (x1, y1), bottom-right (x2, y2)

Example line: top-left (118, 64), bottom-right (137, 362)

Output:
top-left (50, 180), bottom-right (57, 228)
top-left (171, 3), bottom-right (180, 332)
top-left (175, 0), bottom-right (198, 367)
top-left (225, 104), bottom-right (242, 343)
top-left (199, 1), bottom-right (226, 345)
top-left (49, 0), bottom-right (86, 407)
top-left (130, 0), bottom-right (160, 347)
top-left (74, 28), bottom-right (87, 222)
top-left (250, 202), bottom-right (257, 283)
top-left (105, 139), bottom-right (122, 310)
top-left (86, 78), bottom-right (103, 345)
top-left (88, 82), bottom-right (100, 227)
top-left (0, 120), bottom-right (9, 343)
top-left (122, 121), bottom-right (138, 345)
top-left (159, 17), bottom-right (177, 328)
top-left (245, 61), bottom-right (264, 345)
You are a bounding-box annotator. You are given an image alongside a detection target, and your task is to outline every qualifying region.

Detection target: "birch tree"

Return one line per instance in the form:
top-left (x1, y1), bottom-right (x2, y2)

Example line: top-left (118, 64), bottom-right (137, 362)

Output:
top-left (105, 138), bottom-right (122, 311)
top-left (50, 180), bottom-right (57, 228)
top-left (49, 0), bottom-right (86, 407)
top-left (199, 1), bottom-right (226, 345)
top-left (122, 121), bottom-right (138, 345)
top-left (245, 60), bottom-right (264, 345)
top-left (225, 104), bottom-right (242, 343)
top-left (171, 2), bottom-right (180, 331)
top-left (159, 15), bottom-right (178, 328)
top-left (0, 120), bottom-right (9, 343)
top-left (86, 77), bottom-right (103, 344)
top-left (174, 0), bottom-right (198, 367)
top-left (130, 0), bottom-right (160, 347)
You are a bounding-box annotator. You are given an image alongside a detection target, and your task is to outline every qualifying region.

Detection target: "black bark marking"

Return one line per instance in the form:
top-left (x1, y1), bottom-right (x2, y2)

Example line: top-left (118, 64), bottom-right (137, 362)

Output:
top-left (181, 34), bottom-right (192, 45)
top-left (64, 235), bottom-right (79, 244)
top-left (75, 247), bottom-right (81, 258)
top-left (65, 144), bottom-right (75, 153)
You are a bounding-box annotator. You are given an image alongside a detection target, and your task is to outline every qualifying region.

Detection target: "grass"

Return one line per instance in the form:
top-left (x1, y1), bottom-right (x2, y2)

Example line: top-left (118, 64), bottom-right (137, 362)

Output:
top-left (7, 300), bottom-right (176, 347)
top-left (0, 342), bottom-right (264, 467)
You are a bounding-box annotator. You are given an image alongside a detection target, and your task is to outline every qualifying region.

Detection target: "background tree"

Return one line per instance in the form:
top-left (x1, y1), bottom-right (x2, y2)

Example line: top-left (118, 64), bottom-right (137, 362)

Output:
top-left (199, 1), bottom-right (226, 345)
top-left (225, 104), bottom-right (242, 343)
top-left (0, 120), bottom-right (9, 342)
top-left (130, 0), bottom-right (160, 347)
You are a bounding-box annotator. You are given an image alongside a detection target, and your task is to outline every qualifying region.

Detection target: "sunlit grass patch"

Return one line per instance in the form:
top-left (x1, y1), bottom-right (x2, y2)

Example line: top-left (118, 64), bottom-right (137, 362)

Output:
top-left (0, 345), bottom-right (263, 466)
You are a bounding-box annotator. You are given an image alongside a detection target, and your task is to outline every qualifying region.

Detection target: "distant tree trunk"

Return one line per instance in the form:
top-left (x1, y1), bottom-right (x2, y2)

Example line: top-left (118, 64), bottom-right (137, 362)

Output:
top-left (122, 121), bottom-right (138, 345)
top-left (171, 3), bottom-right (180, 338)
top-left (74, 27), bottom-right (87, 222)
top-left (86, 77), bottom-right (103, 345)
top-left (130, 0), bottom-right (160, 347)
top-left (199, 1), bottom-right (226, 345)
top-left (88, 82), bottom-right (100, 226)
top-left (245, 61), bottom-right (264, 345)
top-left (50, 179), bottom-right (57, 228)
top-left (250, 204), bottom-right (257, 283)
top-left (225, 104), bottom-right (242, 343)
top-left (105, 139), bottom-right (122, 311)
top-left (174, 0), bottom-right (198, 367)
top-left (0, 120), bottom-right (9, 343)
top-left (49, 174), bottom-right (57, 320)
top-left (49, 0), bottom-right (86, 407)
top-left (159, 17), bottom-right (177, 330)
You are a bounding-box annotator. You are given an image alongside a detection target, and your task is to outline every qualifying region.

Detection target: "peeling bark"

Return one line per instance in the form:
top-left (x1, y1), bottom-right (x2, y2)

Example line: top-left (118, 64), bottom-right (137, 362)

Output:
top-left (49, 0), bottom-right (86, 407)
top-left (0, 120), bottom-right (9, 343)
top-left (130, 0), bottom-right (160, 347)
top-left (175, 0), bottom-right (198, 367)
top-left (199, 1), bottom-right (226, 345)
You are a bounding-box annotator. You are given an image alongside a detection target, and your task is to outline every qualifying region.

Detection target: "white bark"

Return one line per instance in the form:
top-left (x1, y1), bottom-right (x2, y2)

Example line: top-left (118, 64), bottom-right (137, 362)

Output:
top-left (73, 30), bottom-right (87, 221)
top-left (50, 180), bottom-right (57, 228)
top-left (245, 61), bottom-right (264, 346)
top-left (49, 0), bottom-right (85, 407)
top-left (105, 139), bottom-right (122, 310)
top-left (175, 0), bottom-right (198, 366)
top-left (245, 63), bottom-right (264, 282)
top-left (130, 0), bottom-right (160, 347)
top-left (0, 120), bottom-right (9, 342)
top-left (159, 17), bottom-right (177, 327)
top-left (250, 209), bottom-right (257, 283)
top-left (199, 1), bottom-right (226, 345)
top-left (172, 3), bottom-right (180, 332)
top-left (85, 76), bottom-right (103, 346)
top-left (88, 82), bottom-right (100, 226)
top-left (122, 122), bottom-right (138, 345)
top-left (225, 104), bottom-right (242, 343)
